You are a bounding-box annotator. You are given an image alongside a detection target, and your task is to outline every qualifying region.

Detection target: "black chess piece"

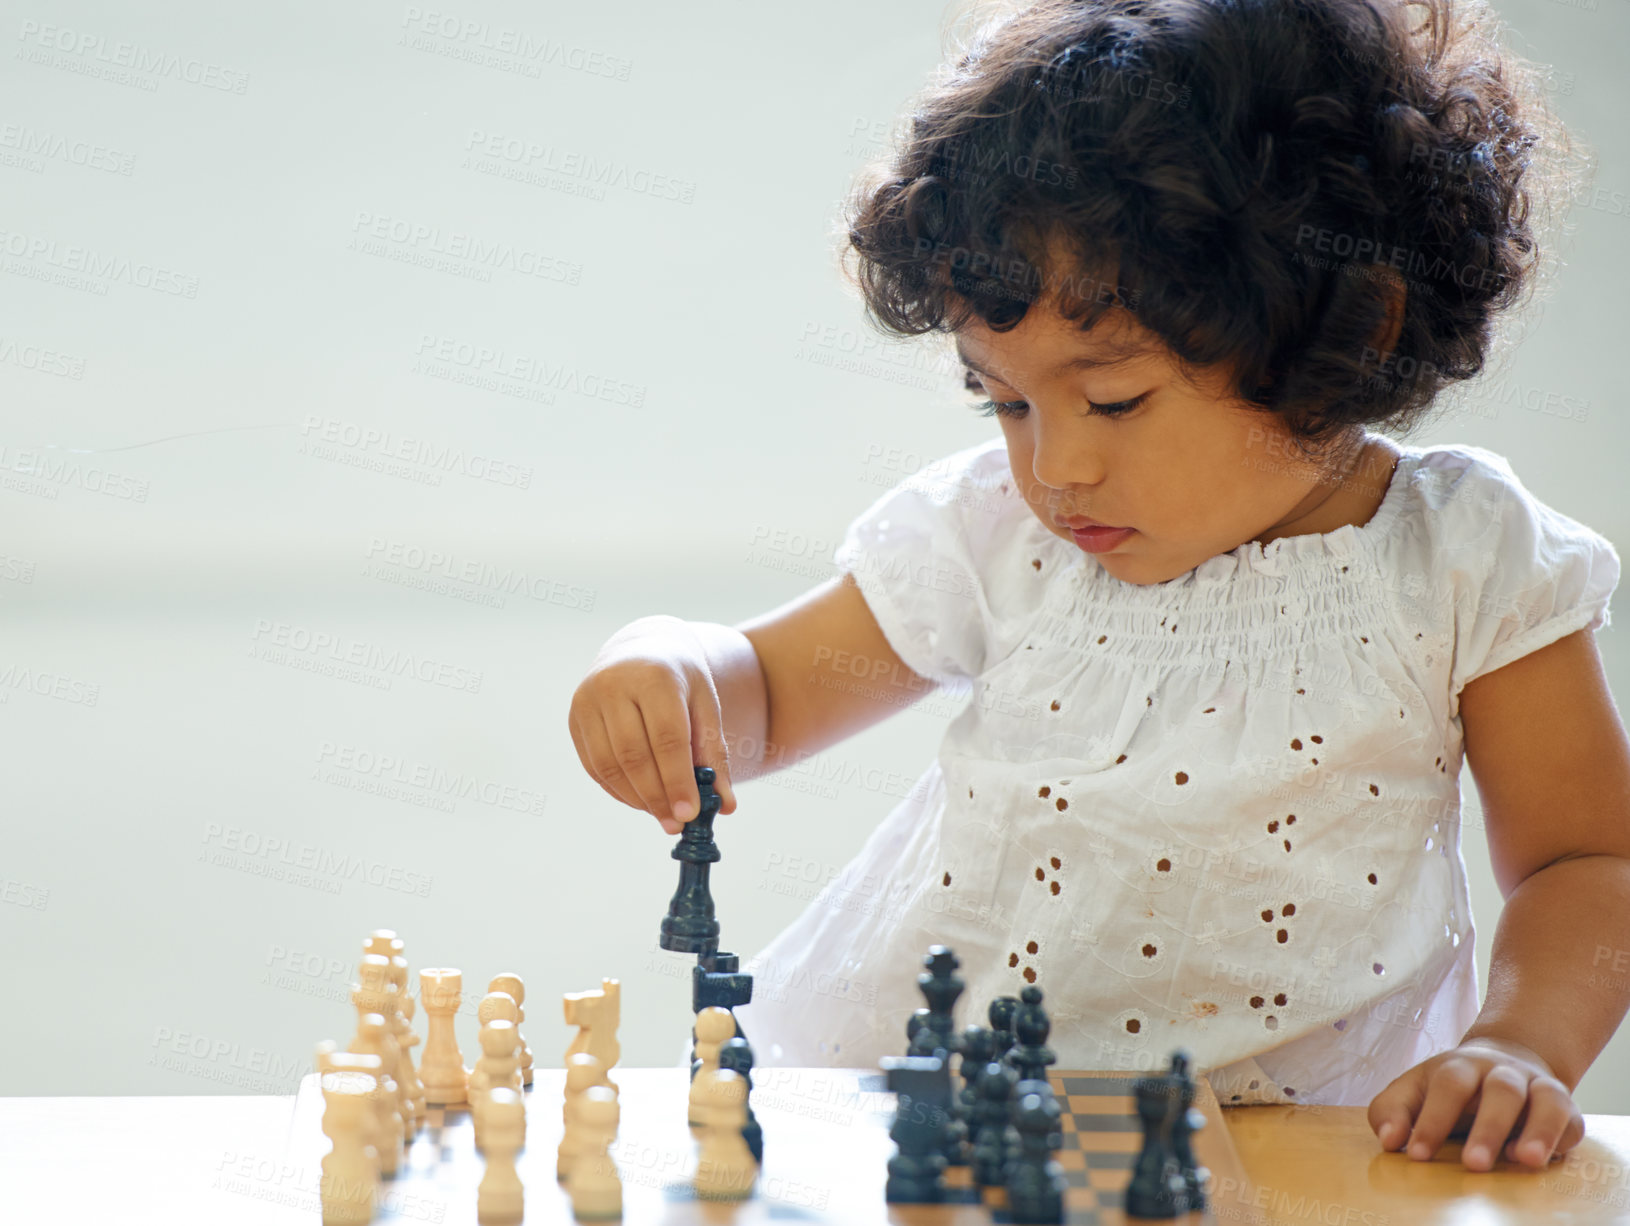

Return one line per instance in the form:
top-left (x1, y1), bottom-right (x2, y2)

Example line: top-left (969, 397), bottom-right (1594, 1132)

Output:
top-left (691, 949), bottom-right (752, 1075)
top-left (1125, 1065), bottom-right (1189, 1218)
top-left (1005, 1079), bottom-right (1066, 1224)
top-left (908, 947), bottom-right (963, 1059)
top-left (1006, 986), bottom-right (1056, 1083)
top-left (659, 766), bottom-right (723, 954)
top-left (952, 1026), bottom-right (996, 1167)
top-left (970, 1059), bottom-right (1017, 1187)
top-left (988, 995), bottom-right (1020, 1061)
top-left (906, 1008), bottom-right (931, 1055)
top-left (717, 1036), bottom-right (763, 1164)
top-left (881, 1055), bottom-right (954, 1203)
top-left (1168, 1050), bottom-right (1210, 1211)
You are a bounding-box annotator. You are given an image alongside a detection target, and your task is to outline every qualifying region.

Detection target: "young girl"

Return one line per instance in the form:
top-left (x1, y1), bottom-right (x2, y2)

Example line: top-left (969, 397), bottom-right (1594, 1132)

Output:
top-left (569, 0), bottom-right (1629, 1173)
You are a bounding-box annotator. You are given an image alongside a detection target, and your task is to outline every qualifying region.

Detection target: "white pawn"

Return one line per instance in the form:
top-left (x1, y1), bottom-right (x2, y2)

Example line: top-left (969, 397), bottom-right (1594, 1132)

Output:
top-left (364, 932), bottom-right (424, 1134)
top-left (471, 992), bottom-right (520, 1147)
top-left (557, 1053), bottom-right (612, 1180)
top-left (348, 1015), bottom-right (405, 1173)
top-left (471, 1019), bottom-right (522, 1151)
top-left (315, 1045), bottom-right (395, 1178)
top-left (418, 968), bottom-right (468, 1107)
top-left (488, 973), bottom-right (534, 1087)
top-left (321, 1071), bottom-right (379, 1225)
top-left (477, 1087), bottom-right (525, 1225)
top-left (688, 1006), bottom-right (736, 1125)
top-left (694, 1068), bottom-right (756, 1200)
top-left (566, 1087), bottom-right (622, 1220)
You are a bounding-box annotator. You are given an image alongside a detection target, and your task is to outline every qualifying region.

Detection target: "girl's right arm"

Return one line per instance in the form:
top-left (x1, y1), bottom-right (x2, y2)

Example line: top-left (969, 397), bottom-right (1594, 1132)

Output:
top-left (567, 572), bottom-right (934, 834)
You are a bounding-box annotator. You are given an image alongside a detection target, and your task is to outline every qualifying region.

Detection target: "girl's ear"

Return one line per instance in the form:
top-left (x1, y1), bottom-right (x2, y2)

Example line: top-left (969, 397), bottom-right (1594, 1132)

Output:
top-left (1367, 266), bottom-right (1408, 360)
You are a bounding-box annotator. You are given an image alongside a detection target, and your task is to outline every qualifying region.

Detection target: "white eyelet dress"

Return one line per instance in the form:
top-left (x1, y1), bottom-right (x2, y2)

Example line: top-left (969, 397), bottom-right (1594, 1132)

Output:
top-left (733, 437), bottom-right (1620, 1106)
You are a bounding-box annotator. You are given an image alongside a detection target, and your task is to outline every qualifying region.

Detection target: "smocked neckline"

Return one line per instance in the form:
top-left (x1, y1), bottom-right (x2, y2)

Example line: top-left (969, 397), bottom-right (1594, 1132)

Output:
top-left (1056, 442), bottom-right (1419, 588)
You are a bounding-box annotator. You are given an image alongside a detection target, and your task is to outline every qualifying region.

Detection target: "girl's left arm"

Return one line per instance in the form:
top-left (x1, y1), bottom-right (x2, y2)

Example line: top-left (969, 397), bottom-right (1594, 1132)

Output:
top-left (1367, 626), bottom-right (1630, 1170)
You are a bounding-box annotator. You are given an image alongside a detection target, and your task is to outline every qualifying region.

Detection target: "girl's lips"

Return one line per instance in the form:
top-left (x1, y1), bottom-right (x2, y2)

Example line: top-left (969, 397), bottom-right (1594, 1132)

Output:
top-left (1070, 525), bottom-right (1135, 554)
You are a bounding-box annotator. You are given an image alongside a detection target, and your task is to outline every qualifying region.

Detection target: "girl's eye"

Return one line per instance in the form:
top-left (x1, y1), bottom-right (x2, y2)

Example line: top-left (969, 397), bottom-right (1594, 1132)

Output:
top-left (966, 393), bottom-right (1149, 420)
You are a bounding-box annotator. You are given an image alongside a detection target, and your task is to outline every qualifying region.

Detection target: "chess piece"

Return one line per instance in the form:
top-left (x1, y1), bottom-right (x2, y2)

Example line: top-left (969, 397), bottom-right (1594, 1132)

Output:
top-left (692, 949), bottom-right (752, 1061)
top-left (988, 996), bottom-right (1020, 1062)
top-left (658, 764), bottom-right (724, 954)
top-left (471, 1020), bottom-right (522, 1151)
top-left (905, 1008), bottom-right (930, 1054)
top-left (418, 968), bottom-right (468, 1107)
top-left (971, 1059), bottom-right (1018, 1187)
top-left (693, 1069), bottom-right (757, 1200)
top-left (352, 956), bottom-right (412, 1138)
top-left (487, 973), bottom-right (534, 1087)
top-left (688, 1006), bottom-right (737, 1124)
top-left (473, 986), bottom-right (522, 1133)
top-left (1007, 986), bottom-right (1056, 1082)
top-left (1168, 1050), bottom-right (1210, 1211)
top-left (1125, 1063), bottom-right (1190, 1217)
top-left (881, 1055), bottom-right (952, 1203)
top-left (717, 1036), bottom-right (762, 1164)
top-left (477, 1087), bottom-right (524, 1225)
top-left (1006, 1080), bottom-right (1067, 1225)
top-left (955, 1026), bottom-right (997, 1168)
top-left (315, 1046), bottom-right (391, 1179)
top-left (320, 1071), bottom-right (379, 1225)
top-left (373, 944), bottom-right (425, 1131)
top-left (558, 1053), bottom-right (612, 1180)
top-left (563, 978), bottom-right (621, 1076)
top-left (567, 1087), bottom-right (623, 1218)
top-left (343, 1023), bottom-right (404, 1177)
top-left (908, 947), bottom-right (964, 1059)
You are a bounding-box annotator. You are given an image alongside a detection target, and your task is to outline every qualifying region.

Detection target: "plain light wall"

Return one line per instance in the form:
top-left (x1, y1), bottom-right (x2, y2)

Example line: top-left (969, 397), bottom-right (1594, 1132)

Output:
top-left (2, 0), bottom-right (1626, 1114)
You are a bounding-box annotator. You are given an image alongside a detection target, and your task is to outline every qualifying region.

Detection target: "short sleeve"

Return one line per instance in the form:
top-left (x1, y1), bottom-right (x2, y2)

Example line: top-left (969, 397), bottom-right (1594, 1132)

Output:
top-left (1441, 448), bottom-right (1621, 707)
top-left (833, 442), bottom-right (1008, 688)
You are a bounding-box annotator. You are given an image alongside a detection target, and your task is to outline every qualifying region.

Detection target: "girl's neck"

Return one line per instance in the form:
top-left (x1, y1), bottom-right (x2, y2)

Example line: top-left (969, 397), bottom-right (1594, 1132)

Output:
top-left (1253, 432), bottom-right (1402, 548)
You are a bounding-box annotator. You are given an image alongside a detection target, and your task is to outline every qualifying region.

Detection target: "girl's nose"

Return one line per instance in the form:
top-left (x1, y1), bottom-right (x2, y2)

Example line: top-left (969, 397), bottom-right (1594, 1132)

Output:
top-left (1031, 411), bottom-right (1107, 489)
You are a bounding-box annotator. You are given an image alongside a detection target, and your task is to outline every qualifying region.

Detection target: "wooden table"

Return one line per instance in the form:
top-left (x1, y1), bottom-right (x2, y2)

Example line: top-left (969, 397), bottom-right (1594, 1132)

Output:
top-left (5, 1070), bottom-right (1630, 1224)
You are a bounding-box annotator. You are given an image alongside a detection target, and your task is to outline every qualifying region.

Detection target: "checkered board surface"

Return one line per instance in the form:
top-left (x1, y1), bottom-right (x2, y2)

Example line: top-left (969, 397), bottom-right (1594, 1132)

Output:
top-left (933, 1073), bottom-right (1213, 1224)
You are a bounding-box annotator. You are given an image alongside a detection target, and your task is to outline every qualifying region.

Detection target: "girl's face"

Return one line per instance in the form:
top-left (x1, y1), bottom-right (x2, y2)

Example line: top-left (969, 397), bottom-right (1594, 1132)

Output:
top-left (956, 301), bottom-right (1382, 587)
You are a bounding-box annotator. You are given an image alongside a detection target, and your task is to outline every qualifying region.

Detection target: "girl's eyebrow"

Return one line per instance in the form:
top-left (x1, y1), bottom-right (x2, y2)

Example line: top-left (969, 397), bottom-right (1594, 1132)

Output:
top-left (954, 338), bottom-right (1152, 378)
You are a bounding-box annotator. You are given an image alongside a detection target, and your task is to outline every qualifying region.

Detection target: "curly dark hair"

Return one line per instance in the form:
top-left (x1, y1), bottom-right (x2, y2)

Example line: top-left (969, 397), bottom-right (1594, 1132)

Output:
top-left (839, 0), bottom-right (1584, 457)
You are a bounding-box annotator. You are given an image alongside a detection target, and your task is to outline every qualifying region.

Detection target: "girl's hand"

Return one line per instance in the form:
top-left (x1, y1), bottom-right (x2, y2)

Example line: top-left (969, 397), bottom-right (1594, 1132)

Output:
top-left (568, 616), bottom-right (738, 834)
top-left (1366, 1035), bottom-right (1585, 1170)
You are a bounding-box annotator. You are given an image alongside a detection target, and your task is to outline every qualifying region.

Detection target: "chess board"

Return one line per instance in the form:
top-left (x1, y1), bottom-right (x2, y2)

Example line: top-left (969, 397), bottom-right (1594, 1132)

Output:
top-left (283, 1067), bottom-right (1252, 1224)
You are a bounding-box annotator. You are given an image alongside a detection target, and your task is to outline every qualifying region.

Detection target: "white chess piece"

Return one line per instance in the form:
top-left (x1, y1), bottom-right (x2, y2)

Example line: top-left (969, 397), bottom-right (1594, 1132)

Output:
top-left (562, 978), bottom-right (620, 1075)
top-left (557, 1053), bottom-right (611, 1180)
top-left (418, 968), bottom-right (468, 1107)
top-left (320, 1071), bottom-right (379, 1225)
top-left (348, 1015), bottom-right (405, 1173)
top-left (688, 1006), bottom-right (736, 1125)
top-left (477, 1087), bottom-right (525, 1225)
top-left (314, 1045), bottom-right (391, 1179)
top-left (694, 1068), bottom-right (756, 1200)
top-left (471, 1020), bottom-right (521, 1151)
top-left (362, 934), bottom-right (423, 1135)
top-left (487, 973), bottom-right (534, 1087)
top-left (565, 1087), bottom-right (622, 1219)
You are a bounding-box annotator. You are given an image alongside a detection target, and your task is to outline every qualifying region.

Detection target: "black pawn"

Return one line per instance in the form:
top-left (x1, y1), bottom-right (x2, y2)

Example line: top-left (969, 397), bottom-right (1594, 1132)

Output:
top-left (908, 947), bottom-right (963, 1059)
top-left (881, 1055), bottom-right (953, 1203)
top-left (717, 1036), bottom-right (762, 1164)
top-left (988, 995), bottom-right (1020, 1061)
top-left (970, 1059), bottom-right (1017, 1187)
top-left (906, 1008), bottom-right (931, 1055)
top-left (1006, 986), bottom-right (1055, 1083)
top-left (658, 766), bottom-right (723, 954)
top-left (1168, 1050), bottom-right (1209, 1211)
top-left (1125, 1066), bottom-right (1188, 1218)
top-left (1006, 1080), bottom-right (1066, 1224)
